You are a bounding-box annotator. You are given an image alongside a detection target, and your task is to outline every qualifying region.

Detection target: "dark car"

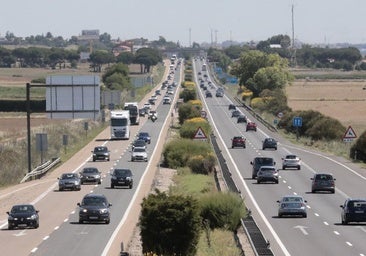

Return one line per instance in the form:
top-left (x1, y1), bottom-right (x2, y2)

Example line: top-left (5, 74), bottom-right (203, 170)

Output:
top-left (231, 136), bottom-right (246, 148)
top-left (7, 204), bottom-right (39, 230)
top-left (262, 138), bottom-right (277, 150)
top-left (58, 173), bottom-right (81, 191)
top-left (139, 108), bottom-right (146, 117)
top-left (138, 132), bottom-right (151, 144)
top-left (237, 115), bottom-right (247, 123)
top-left (257, 166), bottom-right (279, 184)
top-left (205, 91), bottom-right (212, 98)
top-left (228, 104), bottom-right (236, 110)
top-left (311, 173), bottom-right (336, 193)
top-left (251, 157), bottom-right (276, 179)
top-left (132, 139), bottom-right (146, 150)
top-left (80, 167), bottom-right (101, 185)
top-left (91, 146), bottom-right (110, 162)
top-left (111, 168), bottom-right (133, 189)
top-left (340, 198), bottom-right (366, 225)
top-left (231, 110), bottom-right (241, 118)
top-left (246, 122), bottom-right (257, 132)
top-left (77, 194), bottom-right (111, 224)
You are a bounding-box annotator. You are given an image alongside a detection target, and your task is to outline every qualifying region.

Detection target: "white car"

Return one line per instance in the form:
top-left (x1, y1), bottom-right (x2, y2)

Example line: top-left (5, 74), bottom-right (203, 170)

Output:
top-left (148, 110), bottom-right (158, 119)
top-left (143, 103), bottom-right (151, 110)
top-left (282, 154), bottom-right (301, 170)
top-left (131, 147), bottom-right (148, 162)
top-left (167, 89), bottom-right (174, 95)
top-left (163, 96), bottom-right (171, 104)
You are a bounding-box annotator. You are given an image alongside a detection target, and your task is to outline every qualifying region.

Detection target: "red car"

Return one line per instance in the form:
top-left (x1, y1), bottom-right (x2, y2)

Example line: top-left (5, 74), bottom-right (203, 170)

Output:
top-left (246, 122), bottom-right (257, 132)
top-left (231, 136), bottom-right (246, 148)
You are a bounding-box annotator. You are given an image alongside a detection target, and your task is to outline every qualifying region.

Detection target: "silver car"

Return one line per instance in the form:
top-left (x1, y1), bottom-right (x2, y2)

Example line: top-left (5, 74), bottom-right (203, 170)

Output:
top-left (282, 155), bottom-right (301, 170)
top-left (277, 195), bottom-right (307, 218)
top-left (257, 166), bottom-right (279, 184)
top-left (131, 147), bottom-right (148, 162)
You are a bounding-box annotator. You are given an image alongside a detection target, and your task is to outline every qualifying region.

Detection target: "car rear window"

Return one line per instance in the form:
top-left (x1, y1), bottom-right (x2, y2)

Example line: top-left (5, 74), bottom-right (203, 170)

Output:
top-left (315, 174), bottom-right (333, 180)
top-left (256, 158), bottom-right (274, 165)
top-left (348, 201), bottom-right (366, 209)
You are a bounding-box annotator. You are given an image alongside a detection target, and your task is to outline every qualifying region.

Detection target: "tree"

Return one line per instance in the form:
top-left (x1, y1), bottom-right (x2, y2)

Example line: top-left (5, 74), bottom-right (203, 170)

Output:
top-left (102, 63), bottom-right (131, 91)
top-left (134, 47), bottom-right (162, 73)
top-left (88, 50), bottom-right (115, 72)
top-left (139, 190), bottom-right (201, 256)
top-left (116, 52), bottom-right (134, 65)
top-left (0, 47), bottom-right (15, 67)
top-left (231, 50), bottom-right (293, 96)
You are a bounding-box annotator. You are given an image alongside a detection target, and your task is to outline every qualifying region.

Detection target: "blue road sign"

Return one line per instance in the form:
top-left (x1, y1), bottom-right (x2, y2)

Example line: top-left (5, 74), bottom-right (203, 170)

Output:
top-left (293, 116), bottom-right (303, 127)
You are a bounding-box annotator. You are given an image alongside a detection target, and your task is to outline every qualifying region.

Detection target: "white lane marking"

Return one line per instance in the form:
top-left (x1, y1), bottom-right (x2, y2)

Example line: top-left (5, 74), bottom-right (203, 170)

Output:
top-left (64, 218), bottom-right (68, 222)
top-left (306, 205), bottom-right (311, 209)
top-left (324, 221), bottom-right (329, 226)
top-left (346, 241), bottom-right (353, 247)
top-left (43, 236), bottom-right (49, 240)
top-left (288, 186), bottom-right (292, 190)
top-left (31, 248), bottom-right (38, 253)
top-left (294, 225), bottom-right (308, 235)
top-left (283, 180), bottom-right (287, 184)
top-left (355, 226), bottom-right (366, 233)
top-left (334, 231), bottom-right (340, 235)
top-left (71, 210), bottom-right (75, 214)
top-left (54, 226), bottom-right (59, 230)
top-left (293, 192), bottom-right (298, 195)
top-left (13, 230), bottom-right (27, 237)
top-left (314, 213), bottom-right (319, 217)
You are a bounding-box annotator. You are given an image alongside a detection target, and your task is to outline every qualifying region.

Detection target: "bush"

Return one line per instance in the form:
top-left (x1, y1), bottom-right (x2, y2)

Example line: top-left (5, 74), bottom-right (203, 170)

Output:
top-left (179, 88), bottom-right (197, 103)
top-left (178, 102), bottom-right (201, 125)
top-left (140, 190), bottom-right (202, 256)
top-left (199, 192), bottom-right (246, 231)
top-left (351, 130), bottom-right (366, 162)
top-left (278, 110), bottom-right (345, 140)
top-left (162, 139), bottom-right (215, 172)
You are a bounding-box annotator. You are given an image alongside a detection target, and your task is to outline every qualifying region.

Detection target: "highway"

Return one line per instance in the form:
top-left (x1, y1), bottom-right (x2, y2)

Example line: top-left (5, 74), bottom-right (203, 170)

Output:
top-left (0, 60), bottom-right (181, 256)
top-left (194, 59), bottom-right (366, 256)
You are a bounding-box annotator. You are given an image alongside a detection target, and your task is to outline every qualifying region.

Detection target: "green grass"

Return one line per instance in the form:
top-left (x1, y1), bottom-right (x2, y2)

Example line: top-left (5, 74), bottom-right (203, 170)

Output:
top-left (0, 86), bottom-right (46, 99)
top-left (196, 229), bottom-right (242, 256)
top-left (170, 168), bottom-right (216, 197)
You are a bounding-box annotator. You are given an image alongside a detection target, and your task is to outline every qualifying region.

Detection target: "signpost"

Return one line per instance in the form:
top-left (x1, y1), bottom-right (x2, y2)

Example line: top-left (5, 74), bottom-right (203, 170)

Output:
top-left (343, 126), bottom-right (357, 142)
top-left (292, 116), bottom-right (303, 140)
top-left (193, 127), bottom-right (207, 141)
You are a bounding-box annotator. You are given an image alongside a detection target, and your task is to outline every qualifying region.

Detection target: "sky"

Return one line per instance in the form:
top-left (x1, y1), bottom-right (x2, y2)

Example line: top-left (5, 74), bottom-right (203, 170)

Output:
top-left (1, 0), bottom-right (366, 46)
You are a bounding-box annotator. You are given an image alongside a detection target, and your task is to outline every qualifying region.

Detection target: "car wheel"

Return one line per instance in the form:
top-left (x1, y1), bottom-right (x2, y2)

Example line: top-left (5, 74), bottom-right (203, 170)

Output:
top-left (312, 190), bottom-right (316, 193)
top-left (243, 145), bottom-right (246, 148)
top-left (342, 218), bottom-right (348, 225)
top-left (252, 175), bottom-right (256, 179)
top-left (111, 184), bottom-right (114, 189)
top-left (8, 224), bottom-right (13, 230)
top-left (34, 222), bottom-right (39, 229)
top-left (275, 180), bottom-right (279, 184)
top-left (129, 184), bottom-right (133, 189)
top-left (98, 180), bottom-right (101, 185)
top-left (105, 219), bottom-right (110, 224)
top-left (282, 166), bottom-right (286, 170)
top-left (297, 166), bottom-right (301, 170)
top-left (262, 147), bottom-right (265, 150)
top-left (79, 219), bottom-right (84, 224)
top-left (131, 158), bottom-right (134, 162)
top-left (303, 213), bottom-right (307, 218)
top-left (59, 187), bottom-right (63, 191)
top-left (92, 158), bottom-right (96, 162)
top-left (331, 189), bottom-right (335, 194)
top-left (278, 213), bottom-right (282, 218)
top-left (257, 180), bottom-right (260, 184)
top-left (274, 147), bottom-right (277, 150)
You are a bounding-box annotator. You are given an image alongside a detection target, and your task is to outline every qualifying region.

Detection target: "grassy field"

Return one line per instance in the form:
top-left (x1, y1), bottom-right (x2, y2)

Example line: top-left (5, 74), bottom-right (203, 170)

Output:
top-left (287, 79), bottom-right (366, 134)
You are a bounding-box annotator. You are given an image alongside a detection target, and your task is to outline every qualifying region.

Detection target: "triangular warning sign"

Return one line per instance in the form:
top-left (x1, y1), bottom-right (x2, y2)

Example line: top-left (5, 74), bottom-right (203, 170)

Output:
top-left (343, 126), bottom-right (357, 139)
top-left (193, 127), bottom-right (207, 140)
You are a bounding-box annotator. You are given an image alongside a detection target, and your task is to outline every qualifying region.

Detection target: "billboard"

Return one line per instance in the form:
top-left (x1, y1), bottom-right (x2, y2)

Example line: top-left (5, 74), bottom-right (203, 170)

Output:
top-left (46, 75), bottom-right (100, 119)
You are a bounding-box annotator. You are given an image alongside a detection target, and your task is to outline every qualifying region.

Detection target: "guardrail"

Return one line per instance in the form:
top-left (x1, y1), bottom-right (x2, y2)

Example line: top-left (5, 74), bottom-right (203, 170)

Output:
top-left (20, 157), bottom-right (61, 183)
top-left (210, 133), bottom-right (274, 256)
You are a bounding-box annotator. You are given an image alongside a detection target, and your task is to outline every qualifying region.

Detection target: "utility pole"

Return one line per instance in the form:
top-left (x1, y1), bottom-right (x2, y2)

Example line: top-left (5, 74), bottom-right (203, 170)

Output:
top-left (290, 3), bottom-right (297, 67)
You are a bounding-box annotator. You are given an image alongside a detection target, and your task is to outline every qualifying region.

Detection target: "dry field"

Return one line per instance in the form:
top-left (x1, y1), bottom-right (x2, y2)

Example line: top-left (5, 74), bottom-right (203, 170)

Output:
top-left (287, 79), bottom-right (366, 134)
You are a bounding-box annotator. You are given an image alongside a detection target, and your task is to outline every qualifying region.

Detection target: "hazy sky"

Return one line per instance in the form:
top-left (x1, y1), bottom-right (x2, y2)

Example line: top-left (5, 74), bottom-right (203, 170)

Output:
top-left (1, 0), bottom-right (365, 46)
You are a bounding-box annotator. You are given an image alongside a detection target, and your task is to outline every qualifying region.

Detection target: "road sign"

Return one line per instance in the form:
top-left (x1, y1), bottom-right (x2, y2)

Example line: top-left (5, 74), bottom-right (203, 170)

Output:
top-left (193, 127), bottom-right (207, 140)
top-left (201, 110), bottom-right (207, 119)
top-left (343, 126), bottom-right (357, 142)
top-left (293, 116), bottom-right (302, 127)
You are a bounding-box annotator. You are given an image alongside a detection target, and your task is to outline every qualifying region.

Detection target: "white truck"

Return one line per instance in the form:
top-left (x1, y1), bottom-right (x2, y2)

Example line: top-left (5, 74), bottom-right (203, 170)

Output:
top-left (110, 110), bottom-right (130, 140)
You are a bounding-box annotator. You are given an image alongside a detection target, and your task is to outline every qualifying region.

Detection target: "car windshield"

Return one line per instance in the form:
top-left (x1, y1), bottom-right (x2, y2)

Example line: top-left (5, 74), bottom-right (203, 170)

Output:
top-left (348, 201), bottom-right (366, 209)
top-left (286, 155), bottom-right (297, 159)
top-left (134, 140), bottom-right (145, 146)
top-left (114, 169), bottom-right (131, 176)
top-left (134, 148), bottom-right (145, 153)
top-left (315, 174), bottom-right (333, 180)
top-left (82, 196), bottom-right (108, 206)
top-left (256, 158), bottom-right (274, 165)
top-left (82, 168), bottom-right (98, 174)
top-left (139, 133), bottom-right (149, 137)
top-left (11, 205), bottom-right (35, 213)
top-left (61, 173), bottom-right (77, 179)
top-left (94, 147), bottom-right (107, 153)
